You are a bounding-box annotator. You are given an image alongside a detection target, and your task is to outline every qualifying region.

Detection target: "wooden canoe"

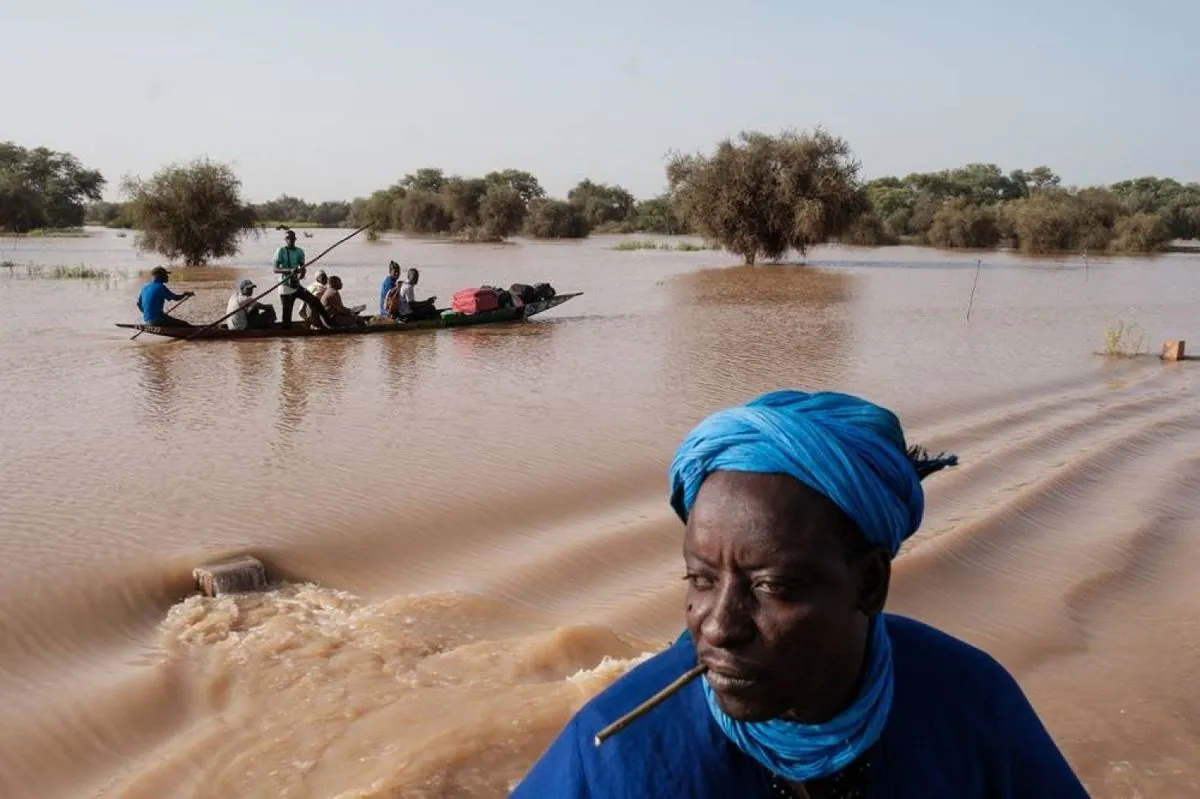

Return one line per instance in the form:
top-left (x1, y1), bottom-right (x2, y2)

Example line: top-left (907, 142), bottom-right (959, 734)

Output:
top-left (117, 292), bottom-right (582, 341)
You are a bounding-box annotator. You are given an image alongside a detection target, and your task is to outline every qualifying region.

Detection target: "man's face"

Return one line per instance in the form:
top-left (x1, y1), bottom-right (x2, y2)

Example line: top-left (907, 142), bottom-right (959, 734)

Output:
top-left (684, 471), bottom-right (876, 723)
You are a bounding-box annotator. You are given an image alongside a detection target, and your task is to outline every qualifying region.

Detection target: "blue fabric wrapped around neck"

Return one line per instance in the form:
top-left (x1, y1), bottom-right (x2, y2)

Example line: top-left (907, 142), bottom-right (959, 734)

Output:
top-left (668, 389), bottom-right (951, 782)
top-left (703, 617), bottom-right (893, 781)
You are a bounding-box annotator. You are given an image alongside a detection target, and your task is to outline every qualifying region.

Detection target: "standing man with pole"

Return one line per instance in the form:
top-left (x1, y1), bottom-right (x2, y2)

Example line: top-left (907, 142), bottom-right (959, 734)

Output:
top-left (274, 229), bottom-right (334, 329)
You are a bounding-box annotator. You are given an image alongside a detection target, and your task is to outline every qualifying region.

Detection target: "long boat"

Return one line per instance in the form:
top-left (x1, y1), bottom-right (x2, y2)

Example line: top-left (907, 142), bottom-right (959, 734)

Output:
top-left (116, 292), bottom-right (582, 341)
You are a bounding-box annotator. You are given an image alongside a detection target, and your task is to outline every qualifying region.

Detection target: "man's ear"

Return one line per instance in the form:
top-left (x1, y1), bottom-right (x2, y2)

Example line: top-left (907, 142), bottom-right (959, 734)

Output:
top-left (856, 547), bottom-right (891, 616)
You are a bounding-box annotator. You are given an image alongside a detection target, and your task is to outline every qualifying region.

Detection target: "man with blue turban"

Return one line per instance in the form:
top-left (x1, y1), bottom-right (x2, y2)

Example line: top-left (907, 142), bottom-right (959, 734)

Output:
top-left (513, 390), bottom-right (1088, 798)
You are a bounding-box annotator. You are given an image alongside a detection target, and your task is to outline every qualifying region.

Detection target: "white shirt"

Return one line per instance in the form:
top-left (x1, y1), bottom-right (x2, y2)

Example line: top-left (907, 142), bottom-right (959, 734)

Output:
top-left (300, 281), bottom-right (326, 319)
top-left (226, 292), bottom-right (256, 331)
top-left (397, 281), bottom-right (416, 313)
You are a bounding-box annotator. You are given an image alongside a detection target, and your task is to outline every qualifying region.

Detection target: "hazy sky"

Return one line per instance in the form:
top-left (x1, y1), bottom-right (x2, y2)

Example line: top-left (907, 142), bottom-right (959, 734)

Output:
top-left (5, 0), bottom-right (1196, 203)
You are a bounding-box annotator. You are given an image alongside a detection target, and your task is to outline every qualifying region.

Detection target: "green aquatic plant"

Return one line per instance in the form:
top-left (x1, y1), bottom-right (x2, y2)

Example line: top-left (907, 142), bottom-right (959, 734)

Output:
top-left (13, 262), bottom-right (111, 280)
top-left (612, 239), bottom-right (719, 252)
top-left (612, 239), bottom-right (667, 251)
top-left (52, 264), bottom-right (110, 279)
top-left (1101, 319), bottom-right (1146, 357)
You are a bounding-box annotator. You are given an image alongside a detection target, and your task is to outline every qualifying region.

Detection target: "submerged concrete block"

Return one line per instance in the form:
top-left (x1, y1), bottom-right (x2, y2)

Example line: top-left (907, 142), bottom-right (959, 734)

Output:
top-left (193, 555), bottom-right (268, 597)
top-left (1161, 340), bottom-right (1186, 361)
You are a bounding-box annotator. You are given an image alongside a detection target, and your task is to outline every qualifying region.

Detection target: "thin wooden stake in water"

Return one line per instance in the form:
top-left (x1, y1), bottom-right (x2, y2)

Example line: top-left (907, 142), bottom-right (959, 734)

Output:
top-left (129, 294), bottom-right (193, 340)
top-left (966, 258), bottom-right (982, 321)
top-left (1083, 249), bottom-right (1089, 282)
top-left (174, 222), bottom-right (374, 343)
top-left (594, 664), bottom-right (706, 746)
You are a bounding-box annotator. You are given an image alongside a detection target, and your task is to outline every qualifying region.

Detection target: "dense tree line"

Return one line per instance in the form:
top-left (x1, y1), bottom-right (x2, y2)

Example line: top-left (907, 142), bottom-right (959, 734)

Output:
top-left (12, 132), bottom-right (1200, 263)
top-left (1, 142), bottom-right (105, 232)
top-left (854, 165), bottom-right (1198, 253)
top-left (252, 195), bottom-right (353, 228)
top-left (82, 168), bottom-right (689, 241)
top-left (343, 168), bottom-right (691, 240)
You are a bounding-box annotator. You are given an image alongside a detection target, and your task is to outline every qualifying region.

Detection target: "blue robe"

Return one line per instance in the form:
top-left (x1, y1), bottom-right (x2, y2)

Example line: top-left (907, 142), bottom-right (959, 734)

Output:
top-left (512, 614), bottom-right (1089, 798)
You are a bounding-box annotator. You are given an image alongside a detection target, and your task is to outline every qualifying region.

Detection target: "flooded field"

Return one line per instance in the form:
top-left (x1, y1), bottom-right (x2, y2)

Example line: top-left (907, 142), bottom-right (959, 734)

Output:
top-left (1, 228), bottom-right (1197, 797)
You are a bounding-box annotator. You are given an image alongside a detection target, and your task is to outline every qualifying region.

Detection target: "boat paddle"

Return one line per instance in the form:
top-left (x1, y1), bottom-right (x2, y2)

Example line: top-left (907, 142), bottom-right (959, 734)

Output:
top-left (129, 294), bottom-right (194, 340)
top-left (172, 222), bottom-right (374, 344)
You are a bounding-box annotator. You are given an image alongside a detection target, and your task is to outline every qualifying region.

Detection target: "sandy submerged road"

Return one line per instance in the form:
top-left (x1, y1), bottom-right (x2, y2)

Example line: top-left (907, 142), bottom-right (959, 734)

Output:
top-left (1, 230), bottom-right (1198, 797)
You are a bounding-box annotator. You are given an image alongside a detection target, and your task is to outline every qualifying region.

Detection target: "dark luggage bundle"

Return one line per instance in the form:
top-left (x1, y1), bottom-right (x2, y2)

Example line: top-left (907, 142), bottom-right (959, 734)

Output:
top-left (509, 283), bottom-right (557, 306)
top-left (481, 284), bottom-right (514, 308)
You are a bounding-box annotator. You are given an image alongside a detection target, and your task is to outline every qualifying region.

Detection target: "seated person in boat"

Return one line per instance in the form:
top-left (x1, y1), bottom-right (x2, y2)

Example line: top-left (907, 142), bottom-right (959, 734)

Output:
top-left (385, 267), bottom-right (438, 321)
top-left (299, 269), bottom-right (329, 324)
top-left (136, 266), bottom-right (194, 326)
top-left (379, 261), bottom-right (401, 316)
top-left (225, 278), bottom-right (277, 331)
top-left (513, 390), bottom-right (1089, 799)
top-left (320, 275), bottom-right (366, 327)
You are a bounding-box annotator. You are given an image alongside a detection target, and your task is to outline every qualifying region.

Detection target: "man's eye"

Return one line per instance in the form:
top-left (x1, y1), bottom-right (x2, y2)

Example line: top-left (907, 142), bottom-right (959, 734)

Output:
top-left (684, 573), bottom-right (715, 590)
top-left (754, 579), bottom-right (797, 597)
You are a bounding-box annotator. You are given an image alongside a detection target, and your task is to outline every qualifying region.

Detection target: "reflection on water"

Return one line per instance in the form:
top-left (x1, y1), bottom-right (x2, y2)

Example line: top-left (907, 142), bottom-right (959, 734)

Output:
top-left (232, 340), bottom-right (273, 415)
top-left (448, 321), bottom-right (561, 365)
top-left (134, 345), bottom-right (181, 443)
top-left (276, 340), bottom-right (310, 449)
top-left (377, 332), bottom-right (438, 401)
top-left (664, 264), bottom-right (858, 411)
top-left (1, 233), bottom-right (1200, 798)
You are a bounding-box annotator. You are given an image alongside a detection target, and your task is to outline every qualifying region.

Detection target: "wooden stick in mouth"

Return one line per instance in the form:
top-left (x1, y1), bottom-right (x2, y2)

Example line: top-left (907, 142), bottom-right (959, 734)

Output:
top-left (593, 663), bottom-right (707, 747)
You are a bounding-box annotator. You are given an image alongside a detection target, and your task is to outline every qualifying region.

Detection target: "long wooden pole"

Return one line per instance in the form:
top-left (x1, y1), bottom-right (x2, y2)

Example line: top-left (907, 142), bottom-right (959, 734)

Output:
top-left (965, 258), bottom-right (983, 321)
top-left (174, 222), bottom-right (373, 343)
top-left (129, 294), bottom-right (193, 340)
top-left (593, 663), bottom-right (706, 746)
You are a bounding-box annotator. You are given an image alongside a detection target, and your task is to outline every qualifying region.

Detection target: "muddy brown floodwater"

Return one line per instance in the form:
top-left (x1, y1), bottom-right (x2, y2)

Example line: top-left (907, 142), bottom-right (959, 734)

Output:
top-left (1, 229), bottom-right (1198, 798)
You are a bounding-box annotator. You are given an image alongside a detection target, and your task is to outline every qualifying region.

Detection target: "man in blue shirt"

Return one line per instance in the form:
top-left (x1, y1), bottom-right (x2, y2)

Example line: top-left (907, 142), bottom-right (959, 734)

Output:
top-left (136, 266), bottom-right (194, 326)
top-left (513, 390), bottom-right (1090, 798)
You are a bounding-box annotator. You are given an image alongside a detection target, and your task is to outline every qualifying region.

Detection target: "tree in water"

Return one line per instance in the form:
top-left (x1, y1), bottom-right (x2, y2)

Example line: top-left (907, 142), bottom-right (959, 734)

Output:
top-left (484, 169), bottom-right (545, 209)
top-left (667, 129), bottom-right (868, 264)
top-left (478, 186), bottom-right (527, 240)
top-left (524, 199), bottom-right (591, 239)
top-left (568, 179), bottom-right (636, 228)
top-left (631, 195), bottom-right (691, 234)
top-left (926, 198), bottom-right (1001, 248)
top-left (122, 158), bottom-right (259, 265)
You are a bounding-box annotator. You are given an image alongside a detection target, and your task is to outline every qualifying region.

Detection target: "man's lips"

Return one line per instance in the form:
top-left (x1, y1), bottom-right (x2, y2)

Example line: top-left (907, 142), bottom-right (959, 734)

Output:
top-left (701, 658), bottom-right (763, 692)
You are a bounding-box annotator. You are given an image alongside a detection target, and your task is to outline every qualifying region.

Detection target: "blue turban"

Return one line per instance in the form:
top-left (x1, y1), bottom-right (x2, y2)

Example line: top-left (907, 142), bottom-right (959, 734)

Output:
top-left (668, 389), bottom-right (957, 781)
top-left (670, 389), bottom-right (955, 557)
